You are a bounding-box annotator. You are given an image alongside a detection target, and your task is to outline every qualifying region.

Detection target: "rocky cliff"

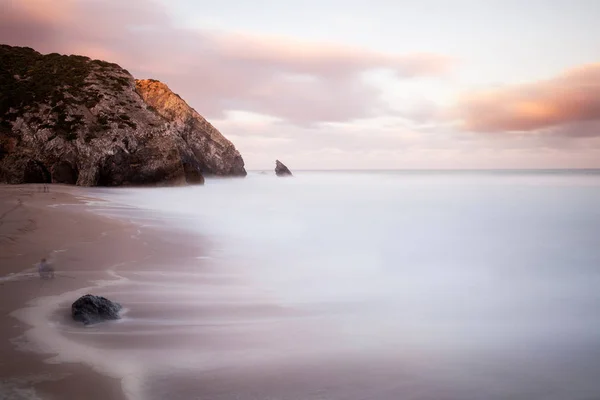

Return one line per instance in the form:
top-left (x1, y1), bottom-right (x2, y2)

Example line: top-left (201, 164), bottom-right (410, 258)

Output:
top-left (136, 80), bottom-right (245, 176)
top-left (0, 45), bottom-right (246, 186)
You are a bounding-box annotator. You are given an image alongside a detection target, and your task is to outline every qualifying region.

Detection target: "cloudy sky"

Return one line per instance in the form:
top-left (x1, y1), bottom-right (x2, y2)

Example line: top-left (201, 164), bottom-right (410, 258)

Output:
top-left (2, 0), bottom-right (599, 169)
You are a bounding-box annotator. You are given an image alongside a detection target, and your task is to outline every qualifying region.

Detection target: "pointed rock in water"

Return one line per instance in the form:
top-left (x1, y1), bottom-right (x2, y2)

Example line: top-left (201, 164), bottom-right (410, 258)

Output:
top-left (0, 45), bottom-right (246, 186)
top-left (275, 160), bottom-right (292, 176)
top-left (71, 294), bottom-right (122, 325)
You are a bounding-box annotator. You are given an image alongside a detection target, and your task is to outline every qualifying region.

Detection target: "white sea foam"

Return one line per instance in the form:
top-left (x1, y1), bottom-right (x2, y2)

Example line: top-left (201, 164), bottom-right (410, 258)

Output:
top-left (9, 266), bottom-right (141, 397)
top-left (0, 373), bottom-right (70, 400)
top-left (11, 171), bottom-right (600, 400)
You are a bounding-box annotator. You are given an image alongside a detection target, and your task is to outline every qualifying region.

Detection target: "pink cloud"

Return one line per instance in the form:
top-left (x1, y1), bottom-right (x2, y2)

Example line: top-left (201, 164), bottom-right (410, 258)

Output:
top-left (456, 63), bottom-right (600, 134)
top-left (0, 0), bottom-right (452, 125)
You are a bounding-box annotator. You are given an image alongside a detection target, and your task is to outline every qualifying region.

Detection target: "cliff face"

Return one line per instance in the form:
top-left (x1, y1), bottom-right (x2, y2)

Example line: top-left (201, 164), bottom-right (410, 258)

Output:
top-left (0, 45), bottom-right (246, 186)
top-left (135, 79), bottom-right (245, 176)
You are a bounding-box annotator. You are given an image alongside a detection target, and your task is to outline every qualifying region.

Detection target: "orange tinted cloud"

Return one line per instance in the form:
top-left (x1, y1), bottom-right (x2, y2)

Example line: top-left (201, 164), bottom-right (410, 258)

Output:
top-left (212, 32), bottom-right (453, 78)
top-left (457, 64), bottom-right (600, 133)
top-left (16, 0), bottom-right (74, 23)
top-left (0, 0), bottom-right (452, 125)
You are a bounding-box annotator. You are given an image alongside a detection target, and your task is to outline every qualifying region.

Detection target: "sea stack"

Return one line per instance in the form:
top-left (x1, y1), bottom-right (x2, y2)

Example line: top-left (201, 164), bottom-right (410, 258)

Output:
top-left (275, 160), bottom-right (292, 177)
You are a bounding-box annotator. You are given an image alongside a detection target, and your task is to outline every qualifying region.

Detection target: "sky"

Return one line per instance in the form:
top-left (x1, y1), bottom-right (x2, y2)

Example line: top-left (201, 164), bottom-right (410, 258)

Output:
top-left (1, 0), bottom-right (599, 169)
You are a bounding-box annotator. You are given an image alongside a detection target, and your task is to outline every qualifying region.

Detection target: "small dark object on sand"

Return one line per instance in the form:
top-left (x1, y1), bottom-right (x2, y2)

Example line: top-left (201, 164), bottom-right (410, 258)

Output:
top-left (37, 258), bottom-right (54, 279)
top-left (71, 294), bottom-right (122, 325)
top-left (275, 160), bottom-right (292, 177)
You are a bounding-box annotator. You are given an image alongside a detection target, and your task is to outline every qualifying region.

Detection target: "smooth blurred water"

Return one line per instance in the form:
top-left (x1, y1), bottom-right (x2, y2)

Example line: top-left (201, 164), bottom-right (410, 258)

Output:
top-left (89, 170), bottom-right (600, 400)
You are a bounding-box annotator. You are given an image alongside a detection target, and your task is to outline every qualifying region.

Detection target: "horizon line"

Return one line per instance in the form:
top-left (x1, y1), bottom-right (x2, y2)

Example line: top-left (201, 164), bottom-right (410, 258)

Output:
top-left (246, 168), bottom-right (600, 172)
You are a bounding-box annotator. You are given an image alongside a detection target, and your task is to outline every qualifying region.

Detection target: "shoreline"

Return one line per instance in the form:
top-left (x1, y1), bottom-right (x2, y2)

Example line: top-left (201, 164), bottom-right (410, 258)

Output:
top-left (3, 174), bottom-right (600, 400)
top-left (0, 184), bottom-right (203, 399)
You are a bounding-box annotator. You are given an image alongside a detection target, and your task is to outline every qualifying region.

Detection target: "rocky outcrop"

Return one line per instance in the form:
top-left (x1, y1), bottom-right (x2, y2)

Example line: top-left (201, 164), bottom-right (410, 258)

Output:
top-left (136, 80), bottom-right (246, 176)
top-left (275, 160), bottom-right (293, 176)
top-left (71, 294), bottom-right (122, 325)
top-left (0, 45), bottom-right (246, 186)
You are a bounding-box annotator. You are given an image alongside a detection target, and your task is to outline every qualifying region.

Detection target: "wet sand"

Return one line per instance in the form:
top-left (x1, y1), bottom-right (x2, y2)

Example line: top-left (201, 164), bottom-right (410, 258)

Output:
top-left (0, 184), bottom-right (199, 399)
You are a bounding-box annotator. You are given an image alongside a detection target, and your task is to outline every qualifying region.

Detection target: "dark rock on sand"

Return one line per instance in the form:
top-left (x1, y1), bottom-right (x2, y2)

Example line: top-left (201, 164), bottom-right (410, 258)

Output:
top-left (71, 294), bottom-right (122, 325)
top-left (0, 44), bottom-right (246, 186)
top-left (275, 160), bottom-right (292, 177)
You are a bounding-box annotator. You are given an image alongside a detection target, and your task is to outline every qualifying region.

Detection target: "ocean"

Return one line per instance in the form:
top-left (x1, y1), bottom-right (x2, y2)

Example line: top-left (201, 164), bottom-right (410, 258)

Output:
top-left (32, 170), bottom-right (600, 399)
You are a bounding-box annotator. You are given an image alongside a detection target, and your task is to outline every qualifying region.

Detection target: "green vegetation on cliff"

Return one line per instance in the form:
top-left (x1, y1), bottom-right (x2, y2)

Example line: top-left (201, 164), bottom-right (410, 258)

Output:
top-left (0, 45), bottom-right (131, 140)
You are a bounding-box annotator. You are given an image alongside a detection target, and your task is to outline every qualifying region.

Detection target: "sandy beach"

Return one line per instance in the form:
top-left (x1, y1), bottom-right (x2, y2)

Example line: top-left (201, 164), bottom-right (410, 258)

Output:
top-left (0, 184), bottom-right (196, 400)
